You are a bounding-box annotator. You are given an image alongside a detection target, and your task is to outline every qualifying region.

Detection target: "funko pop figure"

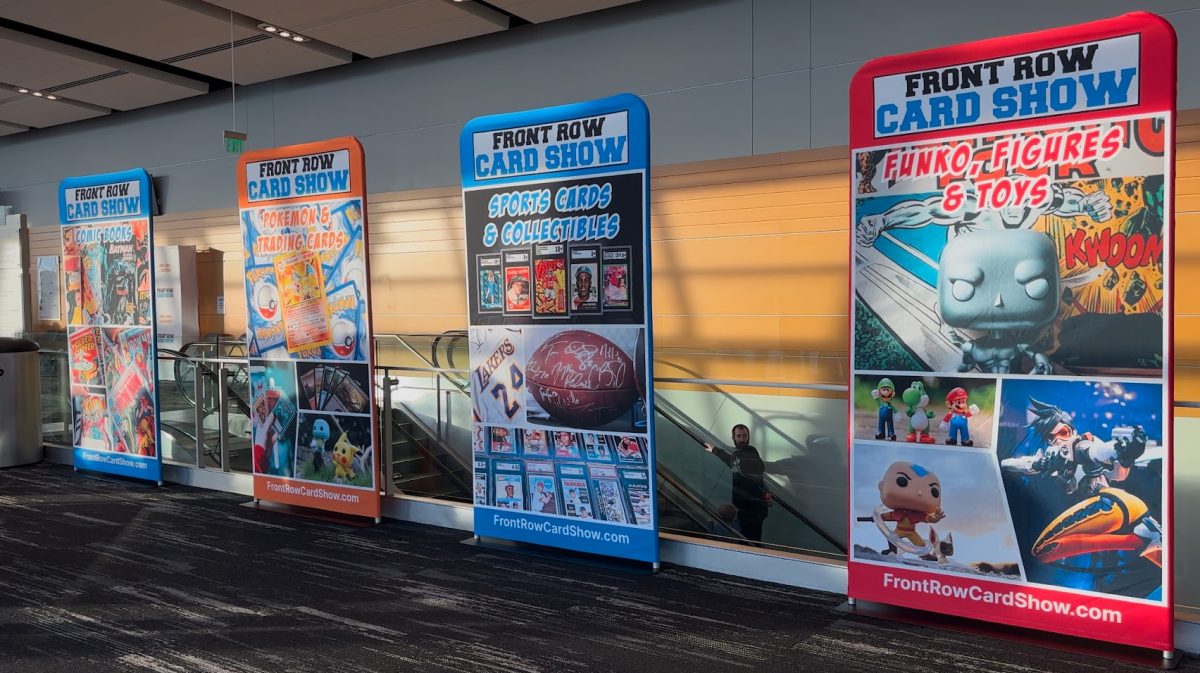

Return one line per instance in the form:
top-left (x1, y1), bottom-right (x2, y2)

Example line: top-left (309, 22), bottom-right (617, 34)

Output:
top-left (871, 377), bottom-right (897, 441)
top-left (940, 387), bottom-right (979, 446)
top-left (937, 229), bottom-right (1060, 374)
top-left (902, 381), bottom-right (936, 444)
top-left (874, 461), bottom-right (945, 555)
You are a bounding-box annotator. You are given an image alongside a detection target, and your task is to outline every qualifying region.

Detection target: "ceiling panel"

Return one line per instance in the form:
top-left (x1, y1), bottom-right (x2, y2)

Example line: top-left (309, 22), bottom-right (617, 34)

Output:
top-left (0, 96), bottom-right (107, 127)
top-left (56, 72), bottom-right (207, 111)
top-left (0, 38), bottom-right (114, 90)
top-left (487, 0), bottom-right (642, 23)
top-left (0, 0), bottom-right (259, 61)
top-left (173, 36), bottom-right (347, 84)
top-left (211, 0), bottom-right (505, 58)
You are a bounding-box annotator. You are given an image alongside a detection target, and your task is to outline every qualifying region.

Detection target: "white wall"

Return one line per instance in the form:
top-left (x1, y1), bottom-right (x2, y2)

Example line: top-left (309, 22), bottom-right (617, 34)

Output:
top-left (2, 0), bottom-right (1198, 226)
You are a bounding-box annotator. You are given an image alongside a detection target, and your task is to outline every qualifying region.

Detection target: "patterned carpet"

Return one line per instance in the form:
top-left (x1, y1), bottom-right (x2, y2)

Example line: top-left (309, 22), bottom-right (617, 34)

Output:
top-left (0, 463), bottom-right (1189, 672)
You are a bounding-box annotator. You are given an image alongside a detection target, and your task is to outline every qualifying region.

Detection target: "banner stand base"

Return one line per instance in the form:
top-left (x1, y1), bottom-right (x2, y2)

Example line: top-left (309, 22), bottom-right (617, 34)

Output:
top-left (72, 468), bottom-right (161, 489)
top-left (240, 499), bottom-right (378, 528)
top-left (462, 535), bottom-right (658, 575)
top-left (835, 600), bottom-right (1179, 669)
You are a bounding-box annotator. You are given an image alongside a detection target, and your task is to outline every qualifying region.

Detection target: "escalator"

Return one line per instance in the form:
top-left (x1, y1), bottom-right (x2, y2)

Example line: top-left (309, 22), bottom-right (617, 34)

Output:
top-left (386, 331), bottom-right (847, 557)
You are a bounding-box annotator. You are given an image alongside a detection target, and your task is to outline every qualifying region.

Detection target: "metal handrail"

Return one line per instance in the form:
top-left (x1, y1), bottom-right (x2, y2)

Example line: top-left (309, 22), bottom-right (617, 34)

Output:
top-left (657, 460), bottom-right (747, 541)
top-left (654, 400), bottom-right (848, 554)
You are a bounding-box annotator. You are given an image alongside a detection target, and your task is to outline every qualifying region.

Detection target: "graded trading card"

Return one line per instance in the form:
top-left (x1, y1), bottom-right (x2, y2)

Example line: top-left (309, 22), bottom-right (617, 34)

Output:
top-left (569, 245), bottom-right (600, 314)
top-left (521, 429), bottom-right (550, 458)
top-left (526, 461), bottom-right (559, 516)
top-left (489, 426), bottom-right (516, 454)
top-left (622, 469), bottom-right (653, 526)
top-left (473, 460), bottom-right (489, 505)
top-left (612, 435), bottom-right (646, 464)
top-left (503, 250), bottom-right (531, 314)
top-left (552, 430), bottom-right (582, 459)
top-left (494, 472), bottom-right (524, 510)
top-left (477, 254), bottom-right (503, 313)
top-left (602, 247), bottom-right (631, 310)
top-left (583, 432), bottom-right (612, 461)
top-left (533, 243), bottom-right (568, 317)
top-left (559, 471), bottom-right (594, 520)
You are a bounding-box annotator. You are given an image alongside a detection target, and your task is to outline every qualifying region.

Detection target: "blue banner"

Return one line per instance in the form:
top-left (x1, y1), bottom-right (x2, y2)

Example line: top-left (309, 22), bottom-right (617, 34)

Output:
top-left (59, 169), bottom-right (162, 483)
top-left (461, 94), bottom-right (658, 563)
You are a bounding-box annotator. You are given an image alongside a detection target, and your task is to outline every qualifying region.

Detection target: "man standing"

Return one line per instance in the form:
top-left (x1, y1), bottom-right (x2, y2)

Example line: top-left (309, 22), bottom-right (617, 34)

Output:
top-left (706, 424), bottom-right (774, 542)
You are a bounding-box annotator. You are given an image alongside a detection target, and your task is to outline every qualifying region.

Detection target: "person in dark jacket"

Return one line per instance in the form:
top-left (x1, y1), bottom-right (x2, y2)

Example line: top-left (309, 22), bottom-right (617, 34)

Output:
top-left (706, 424), bottom-right (774, 541)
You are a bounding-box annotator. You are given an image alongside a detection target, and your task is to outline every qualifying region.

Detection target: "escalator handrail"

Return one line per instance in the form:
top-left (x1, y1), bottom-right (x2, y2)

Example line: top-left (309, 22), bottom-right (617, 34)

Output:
top-left (656, 459), bottom-right (747, 541)
top-left (388, 405), bottom-right (473, 497)
top-left (654, 402), bottom-right (848, 554)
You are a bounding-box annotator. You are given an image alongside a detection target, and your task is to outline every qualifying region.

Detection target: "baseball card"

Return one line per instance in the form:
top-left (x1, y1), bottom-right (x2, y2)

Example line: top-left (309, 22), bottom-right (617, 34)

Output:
top-left (503, 250), bottom-right (531, 314)
top-left (569, 245), bottom-right (600, 314)
top-left (602, 246), bottom-right (631, 310)
top-left (477, 254), bottom-right (503, 313)
top-left (533, 243), bottom-right (568, 317)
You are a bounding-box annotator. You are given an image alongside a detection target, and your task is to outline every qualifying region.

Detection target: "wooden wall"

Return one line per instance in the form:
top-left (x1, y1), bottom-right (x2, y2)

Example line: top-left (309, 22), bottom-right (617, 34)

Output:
top-left (24, 109), bottom-right (1200, 406)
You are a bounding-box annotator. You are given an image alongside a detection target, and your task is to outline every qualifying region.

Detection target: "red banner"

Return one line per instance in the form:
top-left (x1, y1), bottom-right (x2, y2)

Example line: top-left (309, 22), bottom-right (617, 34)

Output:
top-left (847, 13), bottom-right (1175, 651)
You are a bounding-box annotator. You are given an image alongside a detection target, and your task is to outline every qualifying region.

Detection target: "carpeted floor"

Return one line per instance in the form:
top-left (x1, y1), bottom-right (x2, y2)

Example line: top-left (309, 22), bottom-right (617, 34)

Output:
top-left (0, 463), bottom-right (1189, 672)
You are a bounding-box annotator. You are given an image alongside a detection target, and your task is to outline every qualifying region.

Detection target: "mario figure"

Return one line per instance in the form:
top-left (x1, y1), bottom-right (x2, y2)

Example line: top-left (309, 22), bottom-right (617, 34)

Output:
top-left (940, 387), bottom-right (979, 446)
top-left (871, 378), bottom-right (897, 441)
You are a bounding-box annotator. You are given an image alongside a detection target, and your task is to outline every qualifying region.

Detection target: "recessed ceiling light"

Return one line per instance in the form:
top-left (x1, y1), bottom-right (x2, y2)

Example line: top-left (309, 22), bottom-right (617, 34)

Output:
top-left (46, 95), bottom-right (58, 100)
top-left (263, 25), bottom-right (277, 32)
top-left (32, 91), bottom-right (43, 97)
top-left (17, 88), bottom-right (28, 93)
top-left (291, 35), bottom-right (305, 42)
top-left (279, 31), bottom-right (291, 37)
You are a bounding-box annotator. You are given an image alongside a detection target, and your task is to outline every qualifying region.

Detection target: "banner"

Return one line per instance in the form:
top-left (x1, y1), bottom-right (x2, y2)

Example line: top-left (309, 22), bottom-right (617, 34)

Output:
top-left (59, 169), bottom-right (162, 481)
top-left (237, 138), bottom-right (380, 519)
top-left (847, 13), bottom-right (1175, 651)
top-left (461, 94), bottom-right (658, 563)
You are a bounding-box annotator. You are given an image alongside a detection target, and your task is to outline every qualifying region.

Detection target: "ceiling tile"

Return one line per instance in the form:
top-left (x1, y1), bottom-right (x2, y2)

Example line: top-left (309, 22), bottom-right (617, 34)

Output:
top-left (0, 96), bottom-right (107, 127)
top-left (486, 0), bottom-right (642, 23)
top-left (172, 35), bottom-right (348, 84)
top-left (0, 38), bottom-right (114, 90)
top-left (0, 0), bottom-right (259, 61)
top-left (56, 71), bottom-right (207, 111)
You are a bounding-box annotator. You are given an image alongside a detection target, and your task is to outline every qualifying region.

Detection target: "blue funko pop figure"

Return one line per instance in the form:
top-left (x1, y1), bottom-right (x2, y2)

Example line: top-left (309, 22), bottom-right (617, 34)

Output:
top-left (937, 229), bottom-right (1060, 374)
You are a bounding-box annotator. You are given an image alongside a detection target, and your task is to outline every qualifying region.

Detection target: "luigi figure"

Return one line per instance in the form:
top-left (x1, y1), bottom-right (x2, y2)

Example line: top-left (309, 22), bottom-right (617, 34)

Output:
top-left (871, 377), bottom-right (897, 441)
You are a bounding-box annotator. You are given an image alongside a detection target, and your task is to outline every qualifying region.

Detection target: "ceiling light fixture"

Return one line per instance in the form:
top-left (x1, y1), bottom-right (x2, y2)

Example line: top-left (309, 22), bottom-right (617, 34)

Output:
top-left (258, 22), bottom-right (309, 43)
top-left (17, 88), bottom-right (28, 93)
top-left (291, 35), bottom-right (305, 42)
top-left (278, 31), bottom-right (291, 37)
top-left (262, 25), bottom-right (277, 32)
top-left (46, 95), bottom-right (58, 100)
top-left (31, 91), bottom-right (43, 97)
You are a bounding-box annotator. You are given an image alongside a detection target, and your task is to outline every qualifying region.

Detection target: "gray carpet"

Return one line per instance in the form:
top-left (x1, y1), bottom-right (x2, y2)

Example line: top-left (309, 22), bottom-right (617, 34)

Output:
top-left (0, 463), bottom-right (1189, 672)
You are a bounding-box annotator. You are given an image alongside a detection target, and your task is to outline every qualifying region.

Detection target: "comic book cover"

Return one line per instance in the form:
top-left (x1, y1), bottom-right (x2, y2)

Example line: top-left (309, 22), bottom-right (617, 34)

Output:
top-left (503, 250), bottom-right (531, 314)
top-left (478, 254), bottom-right (503, 313)
top-left (69, 327), bottom-right (102, 386)
top-left (494, 472), bottom-right (524, 510)
top-left (275, 250), bottom-right (333, 353)
top-left (602, 247), bottom-right (631, 310)
top-left (622, 469), bottom-right (653, 526)
top-left (73, 388), bottom-right (110, 451)
top-left (130, 219), bottom-right (153, 326)
top-left (852, 118), bottom-right (1168, 376)
top-left (81, 241), bottom-right (105, 324)
top-left (612, 435), bottom-right (646, 464)
top-left (64, 255), bottom-right (83, 325)
top-left (533, 244), bottom-right (568, 317)
top-left (569, 245), bottom-right (600, 314)
top-left (526, 461), bottom-right (559, 516)
top-left (521, 429), bottom-right (550, 458)
top-left (489, 426), bottom-right (516, 454)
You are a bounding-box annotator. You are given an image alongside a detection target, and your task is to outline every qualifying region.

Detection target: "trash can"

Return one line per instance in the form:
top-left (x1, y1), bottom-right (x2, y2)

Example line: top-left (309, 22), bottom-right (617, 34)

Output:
top-left (0, 337), bottom-right (42, 468)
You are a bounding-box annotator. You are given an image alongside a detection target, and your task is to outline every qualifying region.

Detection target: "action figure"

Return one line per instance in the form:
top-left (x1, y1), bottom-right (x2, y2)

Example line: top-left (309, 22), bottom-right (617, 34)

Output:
top-left (858, 461), bottom-right (945, 556)
top-left (937, 229), bottom-right (1060, 374)
top-left (309, 418), bottom-right (331, 472)
top-left (871, 378), bottom-right (897, 441)
top-left (901, 381), bottom-right (935, 444)
top-left (1000, 397), bottom-right (1146, 495)
top-left (940, 387), bottom-right (979, 446)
